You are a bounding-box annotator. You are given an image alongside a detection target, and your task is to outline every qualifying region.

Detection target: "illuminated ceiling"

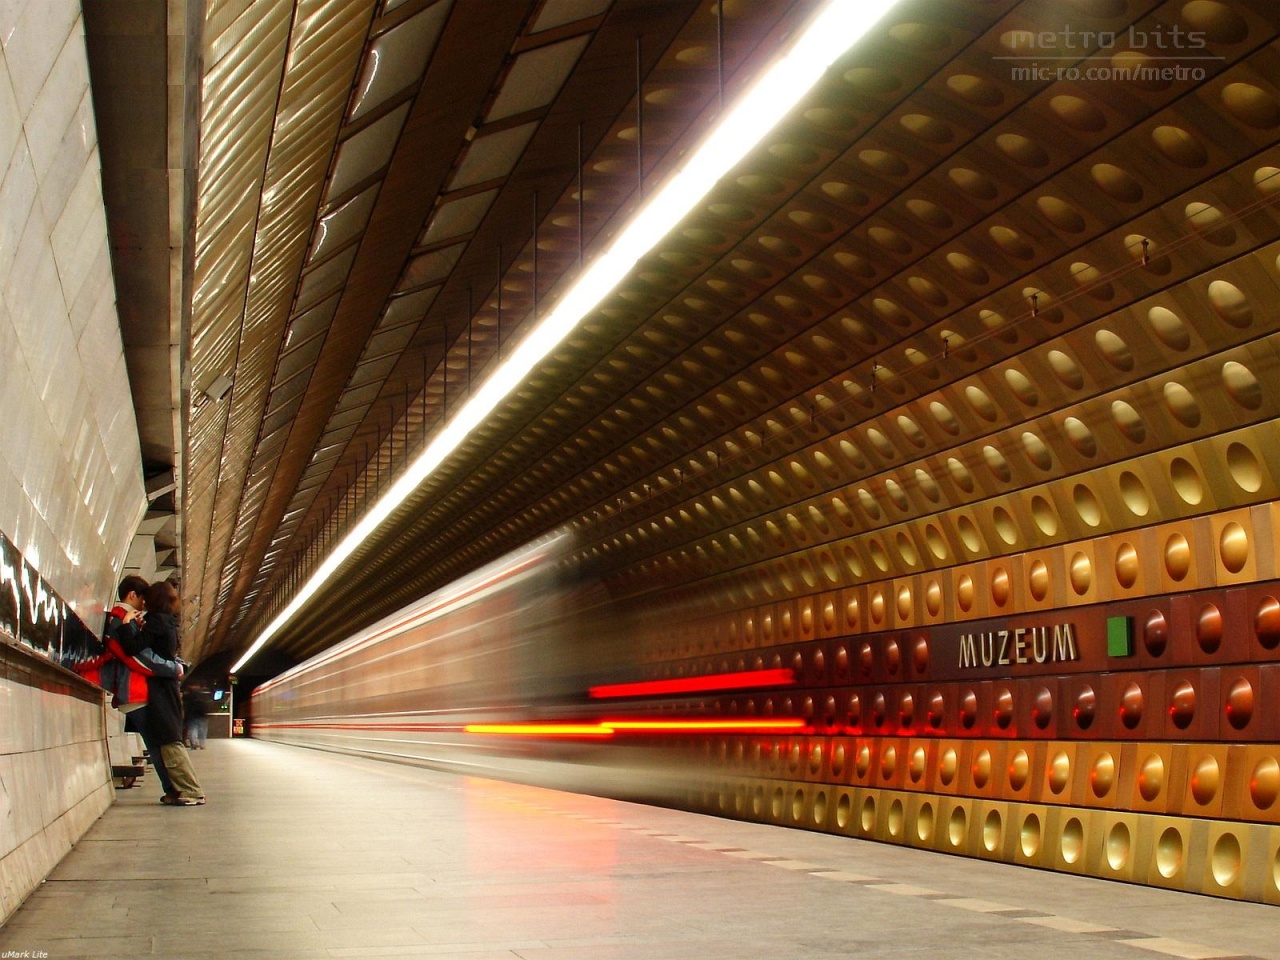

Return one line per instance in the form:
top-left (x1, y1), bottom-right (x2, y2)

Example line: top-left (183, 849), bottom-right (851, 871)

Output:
top-left (96, 0), bottom-right (1280, 671)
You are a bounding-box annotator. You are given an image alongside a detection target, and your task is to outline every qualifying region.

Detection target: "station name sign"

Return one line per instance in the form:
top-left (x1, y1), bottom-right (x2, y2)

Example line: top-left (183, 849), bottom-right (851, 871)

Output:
top-left (957, 623), bottom-right (1079, 670)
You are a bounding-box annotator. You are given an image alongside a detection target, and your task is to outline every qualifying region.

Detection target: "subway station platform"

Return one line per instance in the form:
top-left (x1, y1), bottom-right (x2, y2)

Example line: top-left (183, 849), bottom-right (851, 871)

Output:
top-left (2, 740), bottom-right (1278, 960)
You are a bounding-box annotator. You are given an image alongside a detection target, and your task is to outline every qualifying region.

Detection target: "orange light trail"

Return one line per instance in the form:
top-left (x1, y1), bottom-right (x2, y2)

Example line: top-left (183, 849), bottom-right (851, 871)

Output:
top-left (463, 718), bottom-right (808, 737)
top-left (463, 723), bottom-right (614, 737)
top-left (253, 718), bottom-right (809, 738)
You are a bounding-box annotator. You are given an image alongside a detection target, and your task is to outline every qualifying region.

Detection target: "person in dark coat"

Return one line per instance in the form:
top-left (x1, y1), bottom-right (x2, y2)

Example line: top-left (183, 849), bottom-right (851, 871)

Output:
top-left (140, 580), bottom-right (205, 805)
top-left (183, 682), bottom-right (212, 748)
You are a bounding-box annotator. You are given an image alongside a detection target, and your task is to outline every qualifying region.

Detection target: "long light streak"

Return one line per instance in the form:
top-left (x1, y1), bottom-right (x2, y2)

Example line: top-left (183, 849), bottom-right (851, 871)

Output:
top-left (589, 668), bottom-right (795, 699)
top-left (233, 0), bottom-right (902, 674)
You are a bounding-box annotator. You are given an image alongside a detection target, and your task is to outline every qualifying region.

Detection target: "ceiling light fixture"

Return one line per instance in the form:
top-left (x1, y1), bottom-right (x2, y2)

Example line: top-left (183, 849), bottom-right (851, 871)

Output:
top-left (233, 0), bottom-right (903, 674)
top-left (202, 373), bottom-right (234, 404)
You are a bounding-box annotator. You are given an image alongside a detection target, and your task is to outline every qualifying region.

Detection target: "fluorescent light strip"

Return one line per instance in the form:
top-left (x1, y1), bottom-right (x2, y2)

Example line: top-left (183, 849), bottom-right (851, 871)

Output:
top-left (233, 0), bottom-right (901, 674)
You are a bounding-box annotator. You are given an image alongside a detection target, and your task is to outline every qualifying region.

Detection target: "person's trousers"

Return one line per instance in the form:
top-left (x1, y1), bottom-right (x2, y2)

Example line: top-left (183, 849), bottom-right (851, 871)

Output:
top-left (186, 715), bottom-right (209, 748)
top-left (160, 742), bottom-right (203, 799)
top-left (124, 705), bottom-right (175, 796)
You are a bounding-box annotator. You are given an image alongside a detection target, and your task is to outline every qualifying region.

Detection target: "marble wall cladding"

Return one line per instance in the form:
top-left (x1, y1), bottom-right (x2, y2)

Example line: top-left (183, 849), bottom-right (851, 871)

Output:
top-left (0, 642), bottom-right (113, 923)
top-left (0, 0), bottom-right (146, 628)
top-left (0, 3), bottom-right (131, 920)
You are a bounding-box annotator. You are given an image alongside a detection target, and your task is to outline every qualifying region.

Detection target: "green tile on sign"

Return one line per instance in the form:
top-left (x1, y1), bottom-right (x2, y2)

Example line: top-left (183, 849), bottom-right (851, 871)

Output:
top-left (1107, 616), bottom-right (1133, 657)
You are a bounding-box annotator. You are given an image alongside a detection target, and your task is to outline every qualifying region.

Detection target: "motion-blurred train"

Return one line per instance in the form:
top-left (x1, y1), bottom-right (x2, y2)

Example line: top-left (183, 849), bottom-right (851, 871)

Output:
top-left (251, 530), bottom-right (1280, 903)
top-left (251, 533), bottom-right (805, 802)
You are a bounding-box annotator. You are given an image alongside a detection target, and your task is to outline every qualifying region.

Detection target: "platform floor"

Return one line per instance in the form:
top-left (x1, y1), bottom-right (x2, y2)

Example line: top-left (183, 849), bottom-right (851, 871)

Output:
top-left (1, 739), bottom-right (1278, 959)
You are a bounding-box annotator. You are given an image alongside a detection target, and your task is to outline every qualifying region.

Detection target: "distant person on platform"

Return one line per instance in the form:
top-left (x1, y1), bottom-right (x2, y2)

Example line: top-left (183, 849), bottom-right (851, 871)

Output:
top-left (140, 580), bottom-right (205, 806)
top-left (75, 575), bottom-right (183, 799)
top-left (183, 682), bottom-right (212, 749)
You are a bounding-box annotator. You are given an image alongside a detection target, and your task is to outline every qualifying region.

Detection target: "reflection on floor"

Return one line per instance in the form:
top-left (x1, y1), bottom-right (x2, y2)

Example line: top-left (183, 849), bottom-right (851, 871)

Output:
top-left (0, 739), bottom-right (1276, 959)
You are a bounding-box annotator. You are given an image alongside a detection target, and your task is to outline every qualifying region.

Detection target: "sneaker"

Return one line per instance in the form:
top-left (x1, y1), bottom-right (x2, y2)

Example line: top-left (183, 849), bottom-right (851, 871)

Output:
top-left (159, 793), bottom-right (179, 805)
top-left (172, 796), bottom-right (200, 806)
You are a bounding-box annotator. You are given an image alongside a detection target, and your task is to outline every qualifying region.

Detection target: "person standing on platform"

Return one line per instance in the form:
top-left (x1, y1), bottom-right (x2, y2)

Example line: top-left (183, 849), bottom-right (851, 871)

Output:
top-left (140, 580), bottom-right (205, 806)
top-left (77, 575), bottom-right (183, 798)
top-left (183, 682), bottom-right (211, 749)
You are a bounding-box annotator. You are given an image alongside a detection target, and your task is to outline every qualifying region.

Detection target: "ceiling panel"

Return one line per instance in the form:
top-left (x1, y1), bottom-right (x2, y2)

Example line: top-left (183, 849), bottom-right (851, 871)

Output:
top-left (93, 0), bottom-right (1273, 680)
top-left (349, 1), bottom-right (453, 121)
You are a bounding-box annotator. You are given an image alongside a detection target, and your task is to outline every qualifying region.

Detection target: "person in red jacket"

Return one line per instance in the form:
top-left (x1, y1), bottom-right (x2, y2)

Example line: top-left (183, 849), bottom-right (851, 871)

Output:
top-left (76, 576), bottom-right (184, 798)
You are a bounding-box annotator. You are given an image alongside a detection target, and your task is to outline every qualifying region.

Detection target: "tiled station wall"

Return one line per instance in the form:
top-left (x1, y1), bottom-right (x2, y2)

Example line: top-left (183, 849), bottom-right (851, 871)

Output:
top-left (569, 37), bottom-right (1280, 891)
top-left (0, 1), bottom-right (147, 924)
top-left (619, 509), bottom-right (1280, 901)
